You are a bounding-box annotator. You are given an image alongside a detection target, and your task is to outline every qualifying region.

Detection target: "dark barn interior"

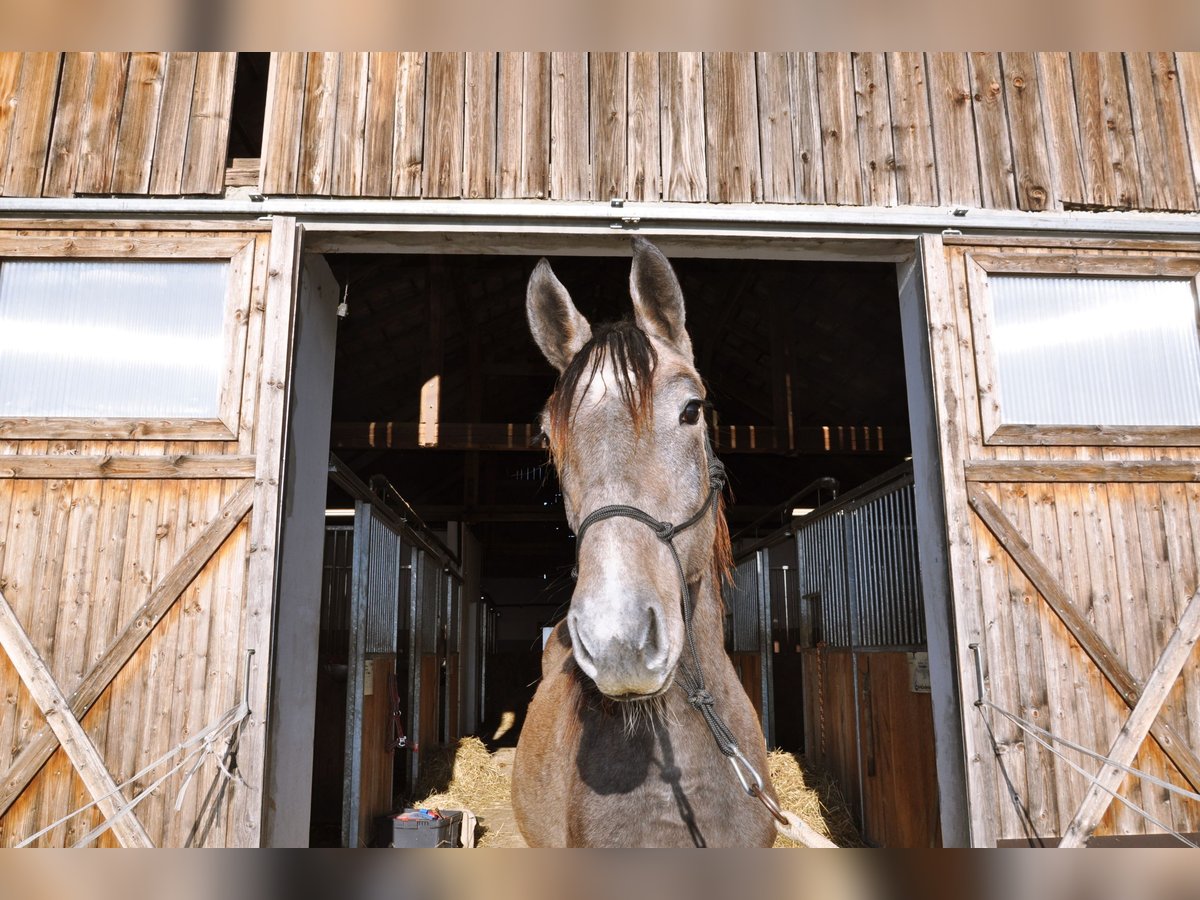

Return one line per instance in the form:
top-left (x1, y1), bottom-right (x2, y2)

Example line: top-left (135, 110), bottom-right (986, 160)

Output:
top-left (318, 250), bottom-right (911, 755)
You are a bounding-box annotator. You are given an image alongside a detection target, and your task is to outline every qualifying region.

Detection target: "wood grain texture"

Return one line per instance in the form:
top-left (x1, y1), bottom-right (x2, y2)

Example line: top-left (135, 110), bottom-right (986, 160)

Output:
top-left (627, 52), bottom-right (660, 202)
top-left (75, 53), bottom-right (129, 195)
top-left (330, 53), bottom-right (368, 197)
top-left (0, 55), bottom-right (24, 188)
top-left (816, 53), bottom-right (863, 205)
top-left (852, 52), bottom-right (896, 207)
top-left (1176, 52), bottom-right (1200, 210)
top-left (703, 52), bottom-right (760, 203)
top-left (590, 52), bottom-right (626, 201)
top-left (968, 53), bottom-right (1017, 210)
top-left (149, 52), bottom-right (198, 195)
top-left (421, 52), bottom-right (465, 199)
top-left (1125, 52), bottom-right (1195, 211)
top-left (1035, 52), bottom-right (1087, 208)
top-left (790, 53), bottom-right (825, 204)
top-left (362, 52), bottom-right (399, 198)
top-left (998, 53), bottom-right (1052, 211)
top-left (1073, 52), bottom-right (1141, 208)
top-left (3, 54), bottom-right (62, 197)
top-left (660, 52), bottom-right (707, 202)
top-left (927, 53), bottom-right (980, 207)
top-left (180, 53), bottom-right (235, 195)
top-left (549, 52), bottom-right (588, 200)
top-left (111, 53), bottom-right (166, 195)
top-left (965, 460), bottom-right (1200, 482)
top-left (886, 52), bottom-right (937, 206)
top-left (0, 457), bottom-right (256, 479)
top-left (259, 53), bottom-right (306, 195)
top-left (462, 52), bottom-right (497, 200)
top-left (391, 52), bottom-right (426, 198)
top-left (296, 52), bottom-right (339, 196)
top-left (43, 53), bottom-right (97, 198)
top-left (756, 52), bottom-right (796, 203)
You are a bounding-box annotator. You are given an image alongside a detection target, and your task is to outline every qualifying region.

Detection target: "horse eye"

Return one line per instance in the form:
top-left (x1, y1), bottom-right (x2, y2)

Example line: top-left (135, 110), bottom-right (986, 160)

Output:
top-left (679, 399), bottom-right (704, 425)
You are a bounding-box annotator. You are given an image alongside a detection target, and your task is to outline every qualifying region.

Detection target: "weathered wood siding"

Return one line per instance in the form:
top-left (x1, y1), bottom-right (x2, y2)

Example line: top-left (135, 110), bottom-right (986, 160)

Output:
top-left (0, 52), bottom-right (236, 198)
top-left (925, 236), bottom-right (1200, 845)
top-left (259, 51), bottom-right (1200, 212)
top-left (0, 220), bottom-right (292, 847)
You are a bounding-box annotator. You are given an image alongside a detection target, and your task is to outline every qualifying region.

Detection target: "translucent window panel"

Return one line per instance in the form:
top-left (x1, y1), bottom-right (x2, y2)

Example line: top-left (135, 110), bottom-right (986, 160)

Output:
top-left (989, 274), bottom-right (1200, 426)
top-left (0, 259), bottom-right (228, 418)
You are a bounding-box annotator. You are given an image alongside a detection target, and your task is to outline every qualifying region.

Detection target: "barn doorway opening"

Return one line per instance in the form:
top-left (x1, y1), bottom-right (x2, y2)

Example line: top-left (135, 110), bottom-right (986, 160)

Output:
top-left (302, 247), bottom-right (940, 846)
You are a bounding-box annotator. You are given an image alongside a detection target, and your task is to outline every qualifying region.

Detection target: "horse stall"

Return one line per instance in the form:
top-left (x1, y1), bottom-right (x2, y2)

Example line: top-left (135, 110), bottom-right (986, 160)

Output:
top-left (2, 51), bottom-right (1200, 847)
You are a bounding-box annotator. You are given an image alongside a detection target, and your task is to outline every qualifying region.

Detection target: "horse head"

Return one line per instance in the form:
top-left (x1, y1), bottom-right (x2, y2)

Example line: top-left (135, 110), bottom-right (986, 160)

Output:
top-left (527, 238), bottom-right (727, 701)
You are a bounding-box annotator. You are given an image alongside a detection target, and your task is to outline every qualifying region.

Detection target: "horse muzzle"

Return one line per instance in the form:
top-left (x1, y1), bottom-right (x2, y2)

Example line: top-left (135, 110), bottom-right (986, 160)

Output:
top-left (566, 595), bottom-right (680, 699)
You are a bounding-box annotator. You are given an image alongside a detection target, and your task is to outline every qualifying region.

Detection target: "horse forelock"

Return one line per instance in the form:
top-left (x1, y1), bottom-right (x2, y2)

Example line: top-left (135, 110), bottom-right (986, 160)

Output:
top-left (546, 318), bottom-right (658, 459)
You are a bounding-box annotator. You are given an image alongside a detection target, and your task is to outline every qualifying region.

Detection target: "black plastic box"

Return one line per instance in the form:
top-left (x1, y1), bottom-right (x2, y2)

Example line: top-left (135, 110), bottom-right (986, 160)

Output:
top-left (386, 809), bottom-right (464, 848)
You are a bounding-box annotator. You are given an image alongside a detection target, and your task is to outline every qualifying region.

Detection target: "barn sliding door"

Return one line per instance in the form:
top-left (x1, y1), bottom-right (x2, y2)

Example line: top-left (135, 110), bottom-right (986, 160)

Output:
top-left (922, 234), bottom-right (1200, 846)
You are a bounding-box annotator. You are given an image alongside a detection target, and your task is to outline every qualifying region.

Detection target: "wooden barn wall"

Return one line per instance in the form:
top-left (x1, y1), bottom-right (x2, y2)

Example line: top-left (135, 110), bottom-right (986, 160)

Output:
top-left (0, 52), bottom-right (236, 198)
top-left (925, 236), bottom-right (1200, 846)
top-left (0, 221), bottom-right (290, 847)
top-left (261, 51), bottom-right (1200, 212)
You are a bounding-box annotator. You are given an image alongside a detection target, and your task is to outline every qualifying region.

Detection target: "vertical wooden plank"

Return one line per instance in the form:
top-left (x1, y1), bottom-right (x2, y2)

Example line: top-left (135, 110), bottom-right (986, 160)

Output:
top-left (362, 52), bottom-right (400, 198)
top-left (627, 52), bottom-right (660, 202)
top-left (234, 216), bottom-right (301, 847)
top-left (330, 53), bottom-right (368, 196)
top-left (391, 52), bottom-right (426, 198)
top-left (1125, 52), bottom-right (1195, 211)
top-left (422, 52), bottom-right (465, 199)
top-left (815, 52), bottom-right (863, 206)
top-left (926, 52), bottom-right (981, 207)
top-left (180, 52), bottom-right (236, 194)
top-left (462, 52), bottom-right (497, 200)
top-left (75, 53), bottom-right (130, 194)
top-left (967, 53), bottom-right (1018, 210)
top-left (3, 53), bottom-right (62, 197)
top-left (590, 52), bottom-right (626, 201)
top-left (1072, 52), bottom-right (1141, 208)
top-left (755, 52), bottom-right (796, 203)
top-left (496, 52), bottom-right (522, 198)
top-left (998, 52), bottom-right (1053, 212)
top-left (660, 52), bottom-right (707, 202)
top-left (148, 52), bottom-right (198, 195)
top-left (295, 52), bottom-right (339, 197)
top-left (1035, 53), bottom-right (1087, 208)
top-left (886, 52), bottom-right (937, 206)
top-left (789, 53), bottom-right (825, 204)
top-left (519, 52), bottom-right (551, 199)
top-left (259, 52), bottom-right (306, 195)
top-left (110, 53), bottom-right (167, 195)
top-left (0, 54), bottom-right (24, 183)
top-left (703, 52), bottom-right (760, 203)
top-left (43, 53), bottom-right (97, 198)
top-left (1175, 53), bottom-right (1200, 210)
top-left (550, 52), bottom-right (588, 200)
top-left (852, 52), bottom-right (897, 207)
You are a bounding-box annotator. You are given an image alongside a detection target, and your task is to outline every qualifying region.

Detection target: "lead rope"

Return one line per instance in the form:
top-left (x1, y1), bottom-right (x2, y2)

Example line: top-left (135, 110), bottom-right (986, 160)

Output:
top-left (571, 445), bottom-right (837, 848)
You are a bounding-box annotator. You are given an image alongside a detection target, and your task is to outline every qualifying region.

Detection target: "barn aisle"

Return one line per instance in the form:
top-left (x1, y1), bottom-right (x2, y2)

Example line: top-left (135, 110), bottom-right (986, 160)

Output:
top-left (474, 748), bottom-right (529, 848)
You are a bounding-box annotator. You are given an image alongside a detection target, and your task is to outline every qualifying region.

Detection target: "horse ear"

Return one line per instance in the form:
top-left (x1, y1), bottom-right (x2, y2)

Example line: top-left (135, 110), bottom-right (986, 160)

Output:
top-left (629, 237), bottom-right (693, 361)
top-left (527, 258), bottom-right (592, 373)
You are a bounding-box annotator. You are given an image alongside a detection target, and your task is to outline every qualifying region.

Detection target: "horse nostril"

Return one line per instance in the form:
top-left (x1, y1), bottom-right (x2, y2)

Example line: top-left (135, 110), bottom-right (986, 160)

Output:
top-left (641, 606), bottom-right (669, 670)
top-left (567, 612), bottom-right (599, 677)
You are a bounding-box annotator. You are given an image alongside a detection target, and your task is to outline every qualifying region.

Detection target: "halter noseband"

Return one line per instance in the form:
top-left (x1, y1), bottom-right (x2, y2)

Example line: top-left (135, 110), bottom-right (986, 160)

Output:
top-left (569, 439), bottom-right (786, 824)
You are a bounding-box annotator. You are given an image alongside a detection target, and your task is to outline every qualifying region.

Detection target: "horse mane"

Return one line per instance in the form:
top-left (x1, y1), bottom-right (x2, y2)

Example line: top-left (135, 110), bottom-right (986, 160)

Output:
top-left (546, 317), bottom-right (733, 585)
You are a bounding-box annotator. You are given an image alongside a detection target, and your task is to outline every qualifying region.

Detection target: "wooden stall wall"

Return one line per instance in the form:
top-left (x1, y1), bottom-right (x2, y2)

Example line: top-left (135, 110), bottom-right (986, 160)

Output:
top-left (801, 649), bottom-right (940, 847)
top-left (0, 219), bottom-right (291, 847)
top-left (924, 235), bottom-right (1200, 846)
top-left (261, 52), bottom-right (1200, 213)
top-left (0, 52), bottom-right (236, 198)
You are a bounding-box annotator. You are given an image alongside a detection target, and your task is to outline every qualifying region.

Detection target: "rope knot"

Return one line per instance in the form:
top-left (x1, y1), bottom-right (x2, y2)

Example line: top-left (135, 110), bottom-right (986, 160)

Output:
top-left (653, 520), bottom-right (676, 540)
top-left (687, 688), bottom-right (715, 711)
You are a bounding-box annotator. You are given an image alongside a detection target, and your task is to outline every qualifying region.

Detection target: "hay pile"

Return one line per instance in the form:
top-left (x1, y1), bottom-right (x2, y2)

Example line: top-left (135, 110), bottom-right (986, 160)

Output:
top-left (410, 737), bottom-right (513, 847)
top-left (767, 750), bottom-right (863, 848)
